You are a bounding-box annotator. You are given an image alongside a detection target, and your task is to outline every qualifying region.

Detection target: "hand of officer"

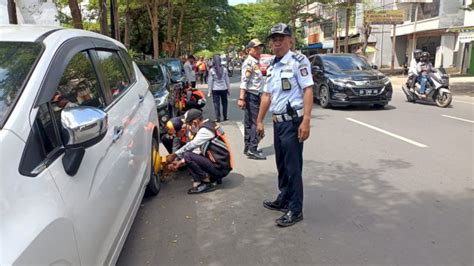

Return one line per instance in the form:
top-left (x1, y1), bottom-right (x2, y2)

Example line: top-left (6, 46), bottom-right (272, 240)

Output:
top-left (166, 153), bottom-right (177, 164)
top-left (227, 89), bottom-right (231, 96)
top-left (237, 99), bottom-right (246, 109)
top-left (256, 121), bottom-right (265, 138)
top-left (298, 119), bottom-right (310, 143)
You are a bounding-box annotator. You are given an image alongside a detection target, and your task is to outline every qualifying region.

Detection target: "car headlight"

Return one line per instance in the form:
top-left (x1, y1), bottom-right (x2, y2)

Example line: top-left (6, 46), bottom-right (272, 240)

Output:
top-left (155, 90), bottom-right (169, 108)
top-left (329, 78), bottom-right (355, 88)
top-left (381, 77), bottom-right (390, 85)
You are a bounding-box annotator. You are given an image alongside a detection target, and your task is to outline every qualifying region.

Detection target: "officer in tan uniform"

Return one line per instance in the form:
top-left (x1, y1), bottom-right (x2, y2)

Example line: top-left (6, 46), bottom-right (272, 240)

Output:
top-left (238, 38), bottom-right (266, 160)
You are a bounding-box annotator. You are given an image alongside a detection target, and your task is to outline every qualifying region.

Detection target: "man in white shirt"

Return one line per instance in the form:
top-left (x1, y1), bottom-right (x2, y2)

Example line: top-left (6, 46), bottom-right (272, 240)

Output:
top-left (184, 55), bottom-right (197, 88)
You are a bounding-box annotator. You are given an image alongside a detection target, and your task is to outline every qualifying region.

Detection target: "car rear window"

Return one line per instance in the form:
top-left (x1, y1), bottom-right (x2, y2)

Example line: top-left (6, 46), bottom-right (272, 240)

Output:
top-left (0, 42), bottom-right (42, 128)
top-left (138, 64), bottom-right (165, 85)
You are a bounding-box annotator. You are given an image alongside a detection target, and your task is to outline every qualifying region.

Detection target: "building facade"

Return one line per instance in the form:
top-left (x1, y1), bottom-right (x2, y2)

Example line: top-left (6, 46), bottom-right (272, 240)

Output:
top-left (0, 0), bottom-right (59, 25)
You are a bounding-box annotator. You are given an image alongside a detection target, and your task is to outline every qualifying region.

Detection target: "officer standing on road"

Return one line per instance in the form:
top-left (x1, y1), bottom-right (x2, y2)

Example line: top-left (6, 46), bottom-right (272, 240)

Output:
top-left (238, 38), bottom-right (266, 160)
top-left (257, 23), bottom-right (314, 227)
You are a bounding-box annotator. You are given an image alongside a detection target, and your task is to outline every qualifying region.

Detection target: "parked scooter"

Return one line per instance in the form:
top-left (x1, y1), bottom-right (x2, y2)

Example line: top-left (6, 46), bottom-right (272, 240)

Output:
top-left (402, 67), bottom-right (452, 108)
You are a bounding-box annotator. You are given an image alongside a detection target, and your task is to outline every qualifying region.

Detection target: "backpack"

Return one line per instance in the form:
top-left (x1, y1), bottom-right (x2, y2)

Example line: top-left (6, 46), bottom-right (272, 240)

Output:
top-left (200, 121), bottom-right (233, 171)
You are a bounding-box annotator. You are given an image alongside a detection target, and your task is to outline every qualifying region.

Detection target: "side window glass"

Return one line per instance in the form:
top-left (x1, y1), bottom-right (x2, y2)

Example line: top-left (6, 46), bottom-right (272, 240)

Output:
top-left (96, 50), bottom-right (131, 100)
top-left (120, 49), bottom-right (137, 83)
top-left (53, 51), bottom-right (105, 114)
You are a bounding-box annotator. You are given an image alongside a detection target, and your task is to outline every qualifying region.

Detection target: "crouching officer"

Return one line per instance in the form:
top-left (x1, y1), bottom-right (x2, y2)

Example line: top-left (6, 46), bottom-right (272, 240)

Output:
top-left (238, 38), bottom-right (266, 160)
top-left (161, 117), bottom-right (187, 154)
top-left (256, 23), bottom-right (314, 227)
top-left (166, 109), bottom-right (234, 194)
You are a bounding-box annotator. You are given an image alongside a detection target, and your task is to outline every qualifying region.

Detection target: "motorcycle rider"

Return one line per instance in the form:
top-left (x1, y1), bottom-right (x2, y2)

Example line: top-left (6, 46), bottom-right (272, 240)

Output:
top-left (416, 51), bottom-right (434, 97)
top-left (407, 49), bottom-right (422, 89)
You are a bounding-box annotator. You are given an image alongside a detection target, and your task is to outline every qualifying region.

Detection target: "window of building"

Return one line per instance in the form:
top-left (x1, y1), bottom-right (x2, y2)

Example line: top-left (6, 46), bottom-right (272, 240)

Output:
top-left (411, 0), bottom-right (440, 22)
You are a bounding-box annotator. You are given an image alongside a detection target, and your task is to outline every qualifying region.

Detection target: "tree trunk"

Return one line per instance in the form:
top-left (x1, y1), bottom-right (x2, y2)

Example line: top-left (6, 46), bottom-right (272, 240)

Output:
top-left (146, 0), bottom-right (160, 59)
top-left (166, 0), bottom-right (174, 57)
top-left (124, 0), bottom-right (131, 48)
top-left (68, 0), bottom-right (83, 29)
top-left (99, 0), bottom-right (108, 36)
top-left (7, 0), bottom-right (18, 24)
top-left (174, 3), bottom-right (185, 57)
top-left (291, 15), bottom-right (297, 51)
top-left (113, 0), bottom-right (120, 41)
top-left (361, 23), bottom-right (371, 56)
top-left (344, 1), bottom-right (350, 53)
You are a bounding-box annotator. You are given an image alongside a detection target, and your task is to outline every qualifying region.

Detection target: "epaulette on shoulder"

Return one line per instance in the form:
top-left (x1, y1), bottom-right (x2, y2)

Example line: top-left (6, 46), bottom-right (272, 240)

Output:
top-left (292, 53), bottom-right (305, 62)
top-left (269, 57), bottom-right (275, 65)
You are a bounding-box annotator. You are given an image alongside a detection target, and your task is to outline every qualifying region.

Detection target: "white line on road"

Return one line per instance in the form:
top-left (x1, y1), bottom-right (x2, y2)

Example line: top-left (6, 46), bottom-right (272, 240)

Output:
top-left (236, 121), bottom-right (245, 136)
top-left (346, 117), bottom-right (428, 148)
top-left (441, 115), bottom-right (474, 124)
top-left (453, 100), bottom-right (474, 105)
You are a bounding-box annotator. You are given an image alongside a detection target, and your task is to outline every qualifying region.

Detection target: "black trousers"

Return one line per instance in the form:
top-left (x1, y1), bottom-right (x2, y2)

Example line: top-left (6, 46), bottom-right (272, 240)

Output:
top-left (244, 93), bottom-right (261, 152)
top-left (212, 90), bottom-right (228, 121)
top-left (273, 116), bottom-right (304, 213)
top-left (182, 151), bottom-right (229, 182)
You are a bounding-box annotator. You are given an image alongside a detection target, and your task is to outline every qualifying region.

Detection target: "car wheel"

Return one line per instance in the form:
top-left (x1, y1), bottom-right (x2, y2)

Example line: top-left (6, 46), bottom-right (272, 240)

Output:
top-left (146, 137), bottom-right (161, 196)
top-left (319, 85), bottom-right (331, 108)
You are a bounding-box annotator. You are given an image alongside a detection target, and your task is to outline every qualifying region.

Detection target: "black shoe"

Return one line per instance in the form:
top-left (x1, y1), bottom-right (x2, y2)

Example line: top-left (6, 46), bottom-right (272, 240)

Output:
top-left (187, 182), bottom-right (216, 194)
top-left (216, 178), bottom-right (223, 185)
top-left (247, 150), bottom-right (266, 160)
top-left (216, 119), bottom-right (221, 122)
top-left (263, 200), bottom-right (288, 213)
top-left (275, 211), bottom-right (303, 227)
top-left (223, 117), bottom-right (229, 121)
top-left (244, 146), bottom-right (249, 155)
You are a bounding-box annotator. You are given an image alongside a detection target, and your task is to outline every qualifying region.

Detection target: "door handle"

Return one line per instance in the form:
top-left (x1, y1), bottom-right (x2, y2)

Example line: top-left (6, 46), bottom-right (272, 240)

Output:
top-left (112, 126), bottom-right (124, 142)
top-left (138, 94), bottom-right (145, 103)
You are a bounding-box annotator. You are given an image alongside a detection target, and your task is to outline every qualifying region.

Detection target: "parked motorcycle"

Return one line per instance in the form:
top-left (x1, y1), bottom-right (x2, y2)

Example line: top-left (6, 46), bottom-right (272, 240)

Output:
top-left (402, 67), bottom-right (452, 108)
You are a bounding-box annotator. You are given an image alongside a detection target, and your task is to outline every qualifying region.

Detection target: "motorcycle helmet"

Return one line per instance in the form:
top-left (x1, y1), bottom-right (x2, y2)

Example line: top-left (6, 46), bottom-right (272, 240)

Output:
top-left (421, 51), bottom-right (430, 62)
top-left (413, 49), bottom-right (422, 62)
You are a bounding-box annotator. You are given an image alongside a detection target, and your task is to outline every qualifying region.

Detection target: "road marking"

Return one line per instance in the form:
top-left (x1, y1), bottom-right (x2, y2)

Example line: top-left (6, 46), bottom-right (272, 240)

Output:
top-left (441, 115), bottom-right (474, 124)
top-left (236, 121), bottom-right (245, 136)
top-left (453, 100), bottom-right (474, 105)
top-left (346, 117), bottom-right (428, 148)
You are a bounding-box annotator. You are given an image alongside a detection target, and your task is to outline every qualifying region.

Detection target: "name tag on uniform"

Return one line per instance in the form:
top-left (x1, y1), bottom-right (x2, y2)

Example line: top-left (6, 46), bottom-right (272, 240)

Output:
top-left (281, 72), bottom-right (293, 91)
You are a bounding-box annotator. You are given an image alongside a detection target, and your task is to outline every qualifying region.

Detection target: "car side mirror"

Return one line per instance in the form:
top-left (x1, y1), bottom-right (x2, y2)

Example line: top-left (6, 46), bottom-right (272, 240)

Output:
top-left (60, 107), bottom-right (108, 175)
top-left (371, 65), bottom-right (378, 70)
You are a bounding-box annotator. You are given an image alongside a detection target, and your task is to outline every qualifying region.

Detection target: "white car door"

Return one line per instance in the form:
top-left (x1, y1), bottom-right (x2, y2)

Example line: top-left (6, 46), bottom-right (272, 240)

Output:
top-left (37, 39), bottom-right (145, 264)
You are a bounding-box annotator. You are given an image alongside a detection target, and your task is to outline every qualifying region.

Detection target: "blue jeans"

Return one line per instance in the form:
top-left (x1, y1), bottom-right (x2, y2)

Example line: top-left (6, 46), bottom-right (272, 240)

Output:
top-left (418, 75), bottom-right (428, 94)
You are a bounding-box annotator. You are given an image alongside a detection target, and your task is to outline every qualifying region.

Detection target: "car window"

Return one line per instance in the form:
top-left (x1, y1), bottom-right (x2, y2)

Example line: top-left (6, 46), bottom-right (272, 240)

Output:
top-left (138, 64), bottom-right (164, 85)
top-left (164, 60), bottom-right (182, 73)
top-left (53, 51), bottom-right (105, 114)
top-left (0, 42), bottom-right (42, 128)
top-left (322, 56), bottom-right (372, 71)
top-left (96, 50), bottom-right (131, 100)
top-left (120, 49), bottom-right (137, 83)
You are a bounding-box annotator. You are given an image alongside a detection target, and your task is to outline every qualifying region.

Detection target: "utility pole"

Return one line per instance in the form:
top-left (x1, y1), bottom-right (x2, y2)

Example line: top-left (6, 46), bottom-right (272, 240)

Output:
top-left (7, 0), bottom-right (18, 24)
top-left (380, 0), bottom-right (385, 68)
top-left (391, 23), bottom-right (397, 72)
top-left (344, 0), bottom-right (350, 53)
top-left (333, 6), bottom-right (338, 53)
top-left (411, 3), bottom-right (419, 55)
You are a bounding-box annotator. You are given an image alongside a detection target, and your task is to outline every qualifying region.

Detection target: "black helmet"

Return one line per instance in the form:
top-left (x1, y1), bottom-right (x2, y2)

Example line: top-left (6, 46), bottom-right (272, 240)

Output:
top-left (421, 51), bottom-right (430, 61)
top-left (414, 49), bottom-right (422, 61)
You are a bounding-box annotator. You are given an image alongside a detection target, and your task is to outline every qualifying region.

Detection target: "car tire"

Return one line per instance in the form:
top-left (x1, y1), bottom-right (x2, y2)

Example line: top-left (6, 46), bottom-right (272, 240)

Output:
top-left (146, 137), bottom-right (161, 196)
top-left (319, 85), bottom-right (331, 108)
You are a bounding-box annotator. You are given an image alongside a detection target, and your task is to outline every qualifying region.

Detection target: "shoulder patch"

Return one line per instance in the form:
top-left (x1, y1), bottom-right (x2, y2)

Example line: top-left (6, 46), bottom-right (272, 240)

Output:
top-left (292, 53), bottom-right (305, 62)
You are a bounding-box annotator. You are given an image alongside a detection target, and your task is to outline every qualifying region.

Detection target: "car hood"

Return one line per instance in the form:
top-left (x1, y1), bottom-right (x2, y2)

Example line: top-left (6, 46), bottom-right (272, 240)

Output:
top-left (327, 69), bottom-right (385, 81)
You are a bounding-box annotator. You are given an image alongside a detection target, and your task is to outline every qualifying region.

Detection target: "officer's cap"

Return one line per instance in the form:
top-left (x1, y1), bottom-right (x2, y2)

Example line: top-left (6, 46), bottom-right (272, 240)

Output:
top-left (182, 108), bottom-right (203, 124)
top-left (246, 38), bottom-right (264, 49)
top-left (267, 23), bottom-right (292, 39)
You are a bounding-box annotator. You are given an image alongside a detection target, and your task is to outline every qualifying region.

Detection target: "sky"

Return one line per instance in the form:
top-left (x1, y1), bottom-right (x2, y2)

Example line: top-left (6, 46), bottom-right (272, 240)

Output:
top-left (228, 0), bottom-right (256, 6)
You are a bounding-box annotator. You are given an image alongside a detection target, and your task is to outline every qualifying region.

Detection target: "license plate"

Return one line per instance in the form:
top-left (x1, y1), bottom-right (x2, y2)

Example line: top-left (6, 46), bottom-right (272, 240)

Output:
top-left (360, 89), bottom-right (377, 95)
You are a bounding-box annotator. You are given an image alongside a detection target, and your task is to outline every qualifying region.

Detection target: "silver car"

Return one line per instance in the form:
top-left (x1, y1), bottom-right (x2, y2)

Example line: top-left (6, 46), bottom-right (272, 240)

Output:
top-left (0, 25), bottom-right (162, 265)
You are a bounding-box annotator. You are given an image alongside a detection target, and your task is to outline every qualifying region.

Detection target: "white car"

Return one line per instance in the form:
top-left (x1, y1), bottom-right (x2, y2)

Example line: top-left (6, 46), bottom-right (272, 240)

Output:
top-left (0, 25), bottom-right (162, 265)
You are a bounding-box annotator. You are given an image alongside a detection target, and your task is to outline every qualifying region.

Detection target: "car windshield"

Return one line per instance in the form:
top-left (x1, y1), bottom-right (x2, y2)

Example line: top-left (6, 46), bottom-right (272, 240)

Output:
top-left (163, 60), bottom-right (181, 73)
top-left (138, 64), bottom-right (165, 84)
top-left (0, 42), bottom-right (42, 127)
top-left (322, 56), bottom-right (372, 71)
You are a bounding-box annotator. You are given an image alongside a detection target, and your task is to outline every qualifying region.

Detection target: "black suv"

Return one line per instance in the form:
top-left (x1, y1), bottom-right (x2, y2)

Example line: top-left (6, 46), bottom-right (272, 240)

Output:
top-left (310, 54), bottom-right (392, 108)
top-left (158, 58), bottom-right (185, 84)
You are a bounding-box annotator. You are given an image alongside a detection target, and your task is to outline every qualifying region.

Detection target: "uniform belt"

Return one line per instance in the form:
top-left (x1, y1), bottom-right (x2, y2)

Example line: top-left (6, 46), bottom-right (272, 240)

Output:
top-left (272, 109), bottom-right (304, 123)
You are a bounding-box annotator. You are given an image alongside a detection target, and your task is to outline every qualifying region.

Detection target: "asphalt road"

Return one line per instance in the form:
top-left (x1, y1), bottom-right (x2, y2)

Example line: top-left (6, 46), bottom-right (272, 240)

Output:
top-left (118, 74), bottom-right (473, 265)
